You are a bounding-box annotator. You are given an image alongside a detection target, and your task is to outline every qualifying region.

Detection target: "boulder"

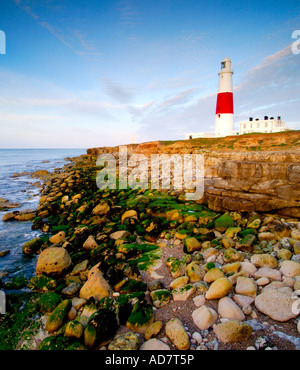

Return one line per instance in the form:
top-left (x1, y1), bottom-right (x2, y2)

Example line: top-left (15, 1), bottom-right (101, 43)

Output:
top-left (110, 230), bottom-right (130, 240)
top-left (213, 320), bottom-right (253, 344)
top-left (218, 296), bottom-right (245, 321)
top-left (22, 237), bottom-right (44, 255)
top-left (185, 261), bottom-right (205, 283)
top-left (36, 247), bottom-right (72, 276)
top-left (165, 318), bottom-right (190, 350)
top-left (255, 289), bottom-right (299, 322)
top-left (204, 267), bottom-right (224, 283)
top-left (108, 331), bottom-right (140, 350)
top-left (46, 299), bottom-right (72, 332)
top-left (126, 301), bottom-right (154, 334)
top-left (140, 338), bottom-right (170, 350)
top-left (205, 277), bottom-right (233, 300)
top-left (79, 266), bottom-right (112, 301)
top-left (279, 260), bottom-right (300, 277)
top-left (121, 210), bottom-right (138, 223)
top-left (253, 267), bottom-right (282, 281)
top-left (150, 289), bottom-right (171, 308)
top-left (250, 253), bottom-right (278, 268)
top-left (49, 231), bottom-right (66, 244)
top-left (82, 235), bottom-right (98, 250)
top-left (214, 213), bottom-right (235, 232)
top-left (184, 237), bottom-right (201, 253)
top-left (84, 308), bottom-right (118, 348)
top-left (92, 202), bottom-right (110, 215)
top-left (192, 305), bottom-right (218, 330)
top-left (144, 321), bottom-right (163, 340)
top-left (235, 276), bottom-right (257, 297)
top-left (172, 284), bottom-right (196, 301)
top-left (169, 276), bottom-right (189, 290)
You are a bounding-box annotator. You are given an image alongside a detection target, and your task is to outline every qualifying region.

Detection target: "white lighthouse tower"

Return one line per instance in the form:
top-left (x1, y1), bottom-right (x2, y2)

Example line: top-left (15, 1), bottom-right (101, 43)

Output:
top-left (214, 57), bottom-right (234, 137)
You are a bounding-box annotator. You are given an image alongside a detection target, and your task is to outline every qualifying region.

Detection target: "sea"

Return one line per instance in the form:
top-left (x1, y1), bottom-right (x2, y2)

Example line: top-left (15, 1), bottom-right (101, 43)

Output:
top-left (0, 148), bottom-right (86, 283)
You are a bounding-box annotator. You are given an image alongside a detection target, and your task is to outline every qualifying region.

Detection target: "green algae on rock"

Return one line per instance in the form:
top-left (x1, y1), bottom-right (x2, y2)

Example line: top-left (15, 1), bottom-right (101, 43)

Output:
top-left (126, 300), bottom-right (154, 333)
top-left (45, 299), bottom-right (72, 332)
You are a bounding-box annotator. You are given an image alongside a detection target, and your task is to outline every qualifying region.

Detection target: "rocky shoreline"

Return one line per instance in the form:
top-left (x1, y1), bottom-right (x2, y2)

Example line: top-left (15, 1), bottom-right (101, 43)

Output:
top-left (0, 153), bottom-right (300, 351)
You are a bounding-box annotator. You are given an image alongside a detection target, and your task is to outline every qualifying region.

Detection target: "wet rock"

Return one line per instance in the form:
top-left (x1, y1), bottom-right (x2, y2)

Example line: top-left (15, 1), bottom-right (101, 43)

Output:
top-left (236, 234), bottom-right (256, 251)
top-left (36, 247), bottom-right (72, 276)
top-left (169, 276), bottom-right (189, 290)
top-left (110, 230), bottom-right (130, 240)
top-left (46, 299), bottom-right (72, 332)
top-left (38, 292), bottom-right (62, 313)
top-left (0, 249), bottom-right (10, 257)
top-left (22, 237), bottom-right (44, 255)
top-left (223, 248), bottom-right (244, 263)
top-left (126, 300), bottom-right (154, 334)
top-left (84, 308), bottom-right (118, 348)
top-left (64, 319), bottom-right (84, 339)
top-left (214, 213), bottom-right (235, 233)
top-left (121, 210), bottom-right (138, 223)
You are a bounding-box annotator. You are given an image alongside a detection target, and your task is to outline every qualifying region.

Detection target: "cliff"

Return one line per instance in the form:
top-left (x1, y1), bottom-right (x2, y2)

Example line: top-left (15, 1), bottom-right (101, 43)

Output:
top-left (86, 131), bottom-right (300, 217)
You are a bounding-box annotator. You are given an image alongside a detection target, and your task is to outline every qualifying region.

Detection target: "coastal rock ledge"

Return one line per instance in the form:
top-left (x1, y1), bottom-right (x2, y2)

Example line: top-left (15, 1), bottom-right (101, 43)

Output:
top-left (87, 132), bottom-right (300, 217)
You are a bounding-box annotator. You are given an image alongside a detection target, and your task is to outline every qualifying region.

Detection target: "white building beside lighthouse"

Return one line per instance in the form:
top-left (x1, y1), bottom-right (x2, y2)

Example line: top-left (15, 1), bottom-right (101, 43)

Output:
top-left (185, 57), bottom-right (292, 140)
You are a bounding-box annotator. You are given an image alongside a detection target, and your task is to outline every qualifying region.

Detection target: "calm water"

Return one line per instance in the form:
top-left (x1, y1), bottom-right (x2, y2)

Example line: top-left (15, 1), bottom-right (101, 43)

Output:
top-left (0, 149), bottom-right (86, 281)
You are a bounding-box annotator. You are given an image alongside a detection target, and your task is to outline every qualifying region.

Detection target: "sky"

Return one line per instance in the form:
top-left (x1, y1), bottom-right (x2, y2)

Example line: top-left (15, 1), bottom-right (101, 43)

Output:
top-left (0, 0), bottom-right (299, 148)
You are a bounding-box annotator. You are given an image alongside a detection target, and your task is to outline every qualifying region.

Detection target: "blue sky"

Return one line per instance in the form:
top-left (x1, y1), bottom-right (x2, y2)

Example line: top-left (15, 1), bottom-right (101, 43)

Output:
top-left (0, 0), bottom-right (299, 148)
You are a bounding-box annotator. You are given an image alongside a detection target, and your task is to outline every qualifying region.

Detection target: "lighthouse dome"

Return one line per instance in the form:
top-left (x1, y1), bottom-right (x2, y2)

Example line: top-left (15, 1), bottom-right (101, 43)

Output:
top-left (220, 57), bottom-right (232, 72)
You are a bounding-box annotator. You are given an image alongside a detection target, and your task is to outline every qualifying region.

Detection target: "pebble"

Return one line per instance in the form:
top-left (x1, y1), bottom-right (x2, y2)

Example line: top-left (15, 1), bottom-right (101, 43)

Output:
top-left (192, 332), bottom-right (202, 344)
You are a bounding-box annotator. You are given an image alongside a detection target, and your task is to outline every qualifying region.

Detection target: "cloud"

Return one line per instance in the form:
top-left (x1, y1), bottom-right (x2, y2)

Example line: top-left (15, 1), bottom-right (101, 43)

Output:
top-left (102, 77), bottom-right (137, 104)
top-left (234, 43), bottom-right (300, 126)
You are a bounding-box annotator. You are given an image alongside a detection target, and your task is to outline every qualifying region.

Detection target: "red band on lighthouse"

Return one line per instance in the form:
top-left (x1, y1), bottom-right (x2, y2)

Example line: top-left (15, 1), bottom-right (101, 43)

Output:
top-left (215, 92), bottom-right (233, 114)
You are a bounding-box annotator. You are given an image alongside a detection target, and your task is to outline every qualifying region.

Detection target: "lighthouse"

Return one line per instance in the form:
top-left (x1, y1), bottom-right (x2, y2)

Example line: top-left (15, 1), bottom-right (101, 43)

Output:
top-left (214, 57), bottom-right (234, 137)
